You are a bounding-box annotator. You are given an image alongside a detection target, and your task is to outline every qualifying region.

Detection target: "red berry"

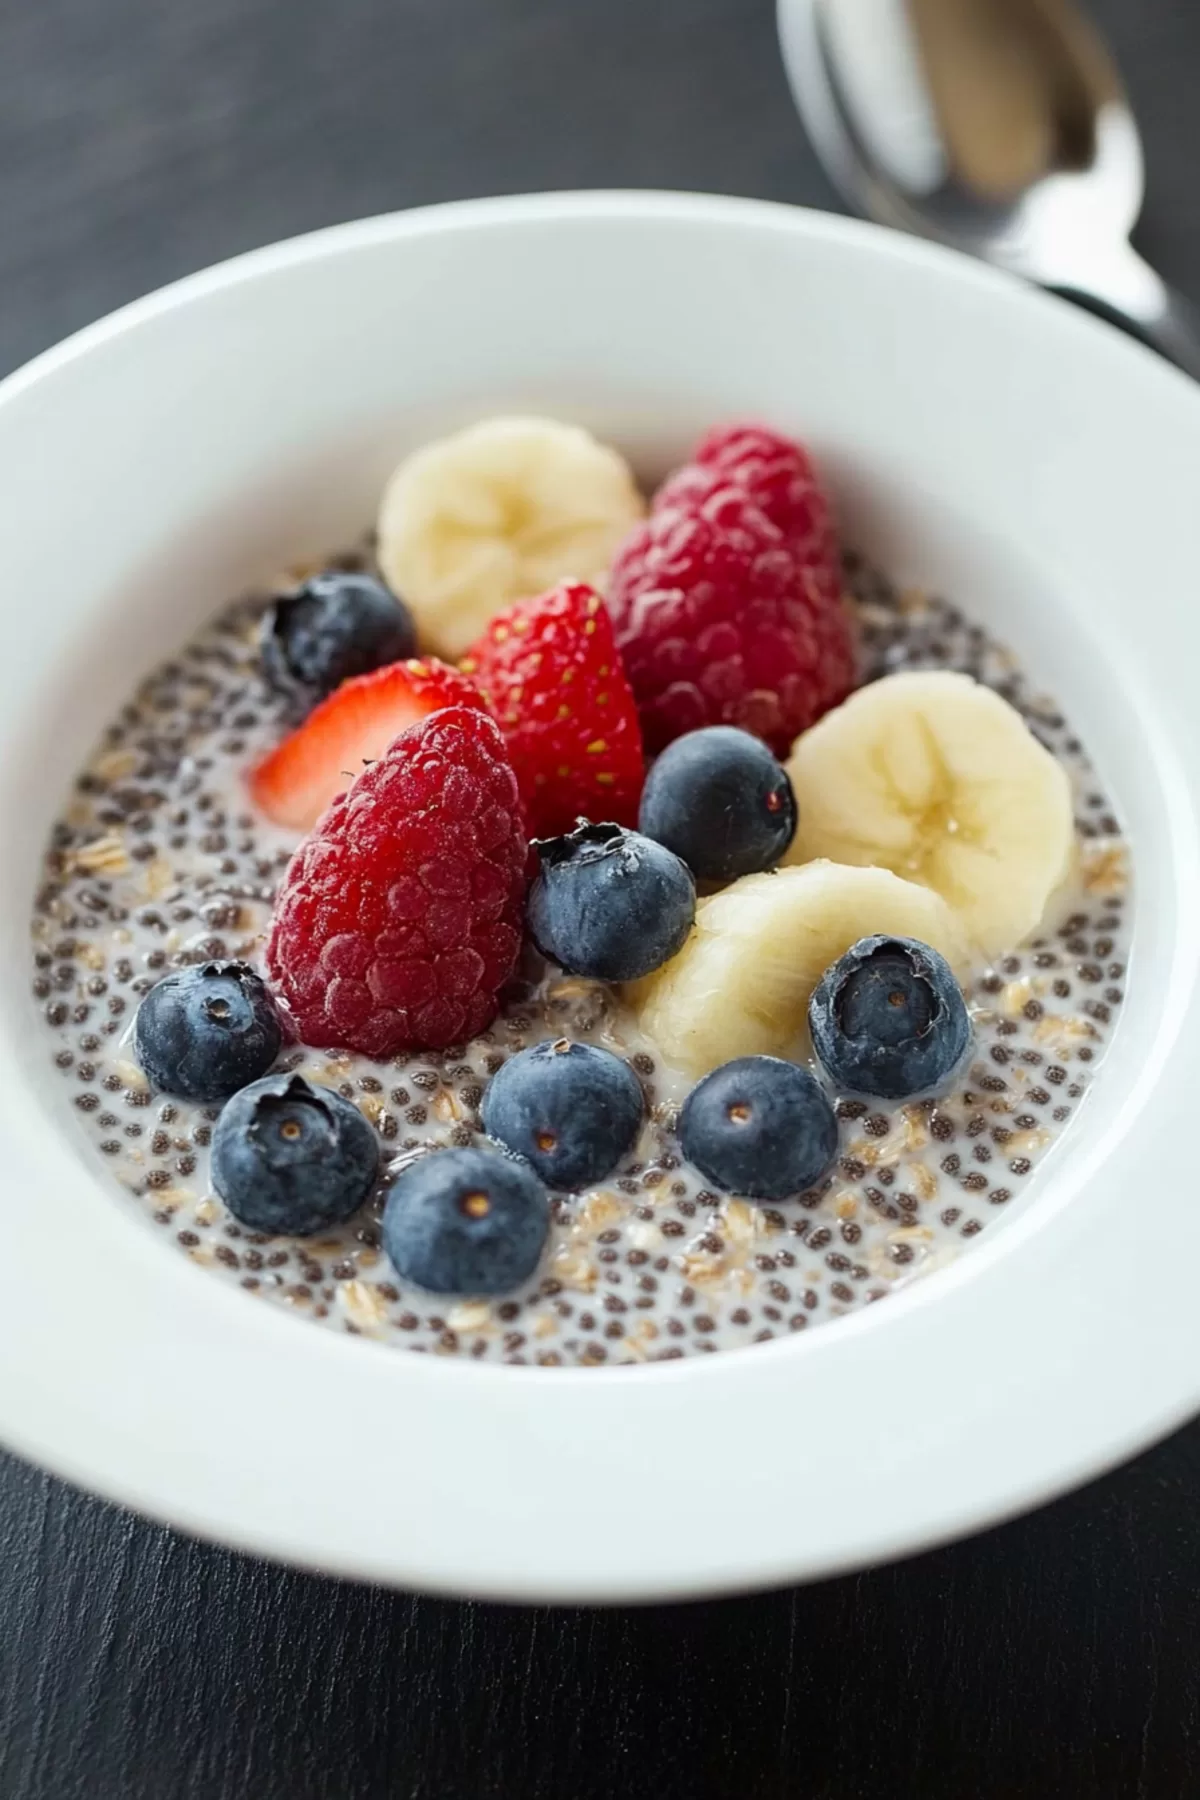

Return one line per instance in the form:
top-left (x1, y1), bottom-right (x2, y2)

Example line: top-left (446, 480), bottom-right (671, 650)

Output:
top-left (249, 658), bottom-right (484, 831)
top-left (662, 423), bottom-right (843, 598)
top-left (607, 480), bottom-right (856, 757)
top-left (266, 707), bottom-right (527, 1057)
top-left (461, 580), bottom-right (644, 839)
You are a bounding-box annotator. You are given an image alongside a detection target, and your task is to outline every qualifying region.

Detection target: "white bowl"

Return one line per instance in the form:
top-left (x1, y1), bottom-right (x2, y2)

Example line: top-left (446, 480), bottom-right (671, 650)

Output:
top-left (1, 192), bottom-right (1198, 1602)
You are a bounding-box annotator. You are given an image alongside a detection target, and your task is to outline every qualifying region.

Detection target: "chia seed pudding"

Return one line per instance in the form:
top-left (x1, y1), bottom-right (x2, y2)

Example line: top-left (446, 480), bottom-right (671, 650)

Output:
top-left (29, 551), bottom-right (1129, 1366)
top-left (31, 411), bottom-right (1132, 1364)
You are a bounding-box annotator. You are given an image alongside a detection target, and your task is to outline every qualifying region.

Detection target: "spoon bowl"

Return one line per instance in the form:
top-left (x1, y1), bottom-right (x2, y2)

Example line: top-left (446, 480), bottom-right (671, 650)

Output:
top-left (778, 0), bottom-right (1200, 376)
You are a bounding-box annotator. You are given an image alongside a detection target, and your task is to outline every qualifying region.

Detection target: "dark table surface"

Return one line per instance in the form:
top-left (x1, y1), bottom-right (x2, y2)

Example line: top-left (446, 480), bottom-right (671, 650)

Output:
top-left (1, 3), bottom-right (1198, 1796)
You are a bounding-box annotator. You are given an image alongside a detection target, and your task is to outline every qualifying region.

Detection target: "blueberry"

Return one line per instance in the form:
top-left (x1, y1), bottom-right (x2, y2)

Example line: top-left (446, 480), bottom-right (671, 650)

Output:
top-left (482, 1039), bottom-right (644, 1189)
top-left (261, 570), bottom-right (416, 705)
top-left (679, 1056), bottom-right (838, 1201)
top-left (527, 821), bottom-right (695, 983)
top-left (808, 935), bottom-right (971, 1100)
top-left (382, 1147), bottom-right (549, 1295)
top-left (638, 727), bottom-right (797, 881)
top-left (211, 1072), bottom-right (378, 1235)
top-left (133, 961), bottom-right (282, 1101)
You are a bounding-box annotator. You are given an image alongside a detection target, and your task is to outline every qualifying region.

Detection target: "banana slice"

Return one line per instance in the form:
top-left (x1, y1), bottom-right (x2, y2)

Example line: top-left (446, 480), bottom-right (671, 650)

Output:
top-left (784, 671), bottom-right (1075, 959)
top-left (628, 861), bottom-right (970, 1081)
top-left (376, 417), bottom-right (644, 659)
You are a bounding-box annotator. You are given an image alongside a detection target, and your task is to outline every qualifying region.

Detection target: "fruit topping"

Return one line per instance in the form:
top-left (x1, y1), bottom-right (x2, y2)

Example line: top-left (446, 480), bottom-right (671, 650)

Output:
top-left (376, 416), bottom-right (644, 659)
top-left (133, 960), bottom-right (282, 1101)
top-left (784, 670), bottom-right (1075, 959)
top-left (266, 706), bottom-right (527, 1057)
top-left (249, 656), bottom-right (484, 833)
top-left (527, 821), bottom-right (695, 984)
top-left (679, 1055), bottom-right (838, 1202)
top-left (809, 935), bottom-right (972, 1100)
top-left (607, 469), bottom-right (855, 756)
top-left (382, 1146), bottom-right (550, 1295)
top-left (629, 860), bottom-right (969, 1081)
top-left (261, 570), bottom-right (416, 708)
top-left (659, 421), bottom-right (843, 598)
top-left (461, 580), bottom-right (644, 839)
top-left (211, 1072), bottom-right (378, 1235)
top-left (481, 1038), bottom-right (645, 1190)
top-left (637, 724), bottom-right (796, 881)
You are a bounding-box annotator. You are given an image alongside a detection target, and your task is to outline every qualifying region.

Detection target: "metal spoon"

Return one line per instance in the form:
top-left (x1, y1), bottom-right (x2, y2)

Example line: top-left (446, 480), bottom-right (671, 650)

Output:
top-left (777, 0), bottom-right (1200, 378)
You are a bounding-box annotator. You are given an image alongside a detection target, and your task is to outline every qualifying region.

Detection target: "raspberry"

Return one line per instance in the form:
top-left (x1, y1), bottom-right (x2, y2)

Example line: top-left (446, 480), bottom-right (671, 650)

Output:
top-left (607, 480), bottom-right (856, 757)
top-left (662, 423), bottom-right (843, 598)
top-left (461, 580), bottom-right (644, 839)
top-left (266, 707), bottom-right (527, 1057)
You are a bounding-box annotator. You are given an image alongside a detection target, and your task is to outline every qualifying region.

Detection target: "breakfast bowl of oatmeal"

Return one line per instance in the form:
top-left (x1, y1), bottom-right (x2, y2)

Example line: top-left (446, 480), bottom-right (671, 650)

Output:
top-left (0, 193), bottom-right (1196, 1600)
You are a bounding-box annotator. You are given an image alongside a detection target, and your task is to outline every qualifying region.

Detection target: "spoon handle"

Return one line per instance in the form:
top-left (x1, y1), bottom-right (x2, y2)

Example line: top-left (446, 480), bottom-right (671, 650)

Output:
top-left (1047, 249), bottom-right (1200, 383)
top-left (1120, 287), bottom-right (1200, 384)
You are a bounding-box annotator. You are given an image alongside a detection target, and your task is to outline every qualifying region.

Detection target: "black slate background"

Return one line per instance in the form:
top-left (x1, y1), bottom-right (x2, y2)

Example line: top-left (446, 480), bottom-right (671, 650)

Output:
top-left (1, 3), bottom-right (1198, 1796)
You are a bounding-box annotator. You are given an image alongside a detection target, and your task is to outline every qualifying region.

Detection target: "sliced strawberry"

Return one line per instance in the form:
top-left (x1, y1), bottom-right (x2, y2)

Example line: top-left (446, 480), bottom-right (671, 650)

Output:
top-left (460, 581), bottom-right (645, 840)
top-left (249, 658), bottom-right (484, 831)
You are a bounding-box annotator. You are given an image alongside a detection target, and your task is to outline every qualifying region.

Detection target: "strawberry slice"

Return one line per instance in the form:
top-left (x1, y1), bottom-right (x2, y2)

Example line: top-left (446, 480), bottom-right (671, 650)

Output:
top-left (460, 580), bottom-right (645, 840)
top-left (249, 658), bottom-right (484, 831)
